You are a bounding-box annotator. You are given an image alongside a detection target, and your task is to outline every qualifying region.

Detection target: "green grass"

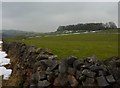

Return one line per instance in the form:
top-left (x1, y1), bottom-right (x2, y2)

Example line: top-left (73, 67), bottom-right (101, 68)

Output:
top-left (7, 33), bottom-right (119, 60)
top-left (96, 29), bottom-right (120, 34)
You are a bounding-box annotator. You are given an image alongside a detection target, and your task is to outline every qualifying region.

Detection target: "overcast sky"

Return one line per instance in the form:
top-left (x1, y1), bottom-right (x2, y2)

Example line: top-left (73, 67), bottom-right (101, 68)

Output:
top-left (2, 2), bottom-right (118, 32)
top-left (118, 2), bottom-right (120, 28)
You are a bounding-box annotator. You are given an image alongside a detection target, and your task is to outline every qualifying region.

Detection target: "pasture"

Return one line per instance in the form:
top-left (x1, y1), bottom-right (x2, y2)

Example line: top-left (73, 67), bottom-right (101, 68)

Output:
top-left (18, 33), bottom-right (119, 60)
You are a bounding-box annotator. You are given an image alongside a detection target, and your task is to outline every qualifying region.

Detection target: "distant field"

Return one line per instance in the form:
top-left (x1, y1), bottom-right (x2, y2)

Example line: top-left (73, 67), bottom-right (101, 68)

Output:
top-left (7, 33), bottom-right (119, 60)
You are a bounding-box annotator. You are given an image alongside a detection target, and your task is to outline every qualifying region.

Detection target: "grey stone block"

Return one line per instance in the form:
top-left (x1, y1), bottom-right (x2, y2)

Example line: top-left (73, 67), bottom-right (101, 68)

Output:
top-left (67, 67), bottom-right (75, 75)
top-left (99, 70), bottom-right (107, 76)
top-left (79, 75), bottom-right (86, 81)
top-left (96, 76), bottom-right (109, 87)
top-left (82, 69), bottom-right (96, 78)
top-left (82, 77), bottom-right (95, 86)
top-left (89, 65), bottom-right (101, 71)
top-left (106, 75), bottom-right (115, 83)
top-left (38, 80), bottom-right (51, 87)
top-left (76, 70), bottom-right (82, 79)
top-left (59, 60), bottom-right (68, 73)
top-left (66, 56), bottom-right (77, 67)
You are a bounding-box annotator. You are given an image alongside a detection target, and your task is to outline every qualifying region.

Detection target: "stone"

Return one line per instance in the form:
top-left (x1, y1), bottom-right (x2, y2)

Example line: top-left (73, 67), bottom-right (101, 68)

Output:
top-left (89, 65), bottom-right (101, 71)
top-left (98, 70), bottom-right (107, 76)
top-left (32, 72), bottom-right (39, 81)
top-left (36, 54), bottom-right (49, 61)
top-left (87, 55), bottom-right (99, 63)
top-left (53, 77), bottom-right (61, 87)
top-left (79, 75), bottom-right (86, 81)
top-left (37, 65), bottom-right (46, 72)
top-left (67, 75), bottom-right (78, 87)
top-left (49, 60), bottom-right (59, 71)
top-left (82, 69), bottom-right (96, 78)
top-left (73, 59), bottom-right (83, 70)
top-left (116, 79), bottom-right (120, 85)
top-left (45, 67), bottom-right (51, 75)
top-left (110, 67), bottom-right (120, 80)
top-left (20, 45), bottom-right (26, 53)
top-left (58, 74), bottom-right (70, 87)
top-left (115, 60), bottom-right (120, 67)
top-left (48, 55), bottom-right (58, 60)
top-left (100, 65), bottom-right (108, 72)
top-left (31, 73), bottom-right (38, 83)
top-left (43, 60), bottom-right (53, 67)
top-left (53, 74), bottom-right (69, 87)
top-left (38, 80), bottom-right (51, 87)
top-left (59, 59), bottom-right (68, 73)
top-left (35, 61), bottom-right (47, 72)
top-left (38, 72), bottom-right (46, 81)
top-left (42, 60), bottom-right (58, 71)
top-left (76, 70), bottom-right (82, 79)
top-left (96, 76), bottom-right (109, 87)
top-left (82, 77), bottom-right (95, 86)
top-left (28, 47), bottom-right (36, 53)
top-left (66, 56), bottom-right (77, 67)
top-left (35, 48), bottom-right (42, 54)
top-left (106, 75), bottom-right (115, 83)
top-left (81, 64), bottom-right (91, 69)
top-left (54, 70), bottom-right (59, 76)
top-left (67, 67), bottom-right (75, 75)
top-left (47, 72), bottom-right (55, 83)
top-left (30, 83), bottom-right (37, 88)
top-left (112, 84), bottom-right (120, 88)
top-left (107, 57), bottom-right (120, 67)
top-left (41, 49), bottom-right (53, 55)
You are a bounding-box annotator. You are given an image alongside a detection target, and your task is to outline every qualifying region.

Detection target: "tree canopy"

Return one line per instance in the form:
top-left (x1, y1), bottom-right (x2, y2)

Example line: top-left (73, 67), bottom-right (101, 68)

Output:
top-left (57, 22), bottom-right (117, 32)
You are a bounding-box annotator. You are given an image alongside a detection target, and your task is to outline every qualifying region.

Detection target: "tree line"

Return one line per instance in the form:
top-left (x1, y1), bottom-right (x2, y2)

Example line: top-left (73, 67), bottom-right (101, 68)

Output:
top-left (57, 22), bottom-right (117, 32)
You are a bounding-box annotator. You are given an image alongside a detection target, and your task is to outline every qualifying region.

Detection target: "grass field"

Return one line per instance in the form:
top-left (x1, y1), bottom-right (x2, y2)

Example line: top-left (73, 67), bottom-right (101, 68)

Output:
top-left (7, 33), bottom-right (119, 60)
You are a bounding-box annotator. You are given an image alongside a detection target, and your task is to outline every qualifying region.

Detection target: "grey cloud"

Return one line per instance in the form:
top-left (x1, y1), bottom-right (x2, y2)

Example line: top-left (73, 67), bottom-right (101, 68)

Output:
top-left (2, 2), bottom-right (118, 32)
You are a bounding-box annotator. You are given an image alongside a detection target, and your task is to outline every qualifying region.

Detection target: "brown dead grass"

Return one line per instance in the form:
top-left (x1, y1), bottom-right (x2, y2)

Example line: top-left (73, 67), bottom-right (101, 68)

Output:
top-left (2, 51), bottom-right (21, 87)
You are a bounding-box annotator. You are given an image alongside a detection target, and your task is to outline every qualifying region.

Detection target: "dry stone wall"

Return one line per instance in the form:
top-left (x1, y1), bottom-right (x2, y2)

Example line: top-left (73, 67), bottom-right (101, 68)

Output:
top-left (2, 42), bottom-right (120, 88)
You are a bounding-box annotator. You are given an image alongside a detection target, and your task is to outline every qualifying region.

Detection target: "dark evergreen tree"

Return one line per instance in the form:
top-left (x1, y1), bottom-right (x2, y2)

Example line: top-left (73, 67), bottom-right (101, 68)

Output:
top-left (57, 22), bottom-right (117, 32)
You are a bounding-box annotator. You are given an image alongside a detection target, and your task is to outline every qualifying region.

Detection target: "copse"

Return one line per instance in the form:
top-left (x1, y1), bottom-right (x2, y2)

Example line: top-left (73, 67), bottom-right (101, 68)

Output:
top-left (57, 22), bottom-right (117, 32)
